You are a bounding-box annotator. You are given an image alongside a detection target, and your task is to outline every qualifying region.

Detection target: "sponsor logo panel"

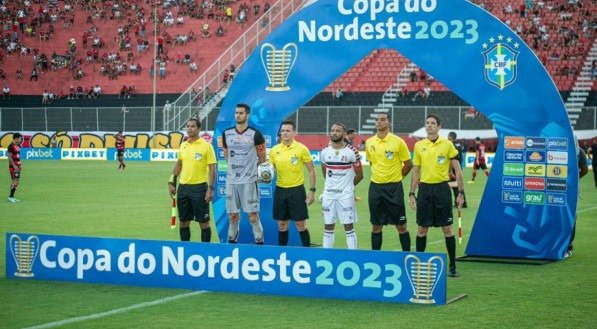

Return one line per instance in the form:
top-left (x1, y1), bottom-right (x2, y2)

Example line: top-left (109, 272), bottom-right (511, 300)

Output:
top-left (525, 137), bottom-right (546, 150)
top-left (502, 190), bottom-right (523, 203)
top-left (504, 150), bottom-right (524, 162)
top-left (217, 173), bottom-right (227, 185)
top-left (524, 191), bottom-right (545, 205)
top-left (108, 148), bottom-right (150, 161)
top-left (259, 187), bottom-right (272, 198)
top-left (504, 136), bottom-right (525, 149)
top-left (546, 193), bottom-right (567, 206)
top-left (546, 151), bottom-right (568, 164)
top-left (525, 151), bottom-right (545, 163)
top-left (546, 178), bottom-right (567, 191)
top-left (61, 148), bottom-right (107, 160)
top-left (502, 177), bottom-right (523, 190)
top-left (150, 149), bottom-right (178, 161)
top-left (217, 160), bottom-right (228, 172)
top-left (525, 164), bottom-right (545, 176)
top-left (546, 164), bottom-right (567, 178)
top-left (23, 148), bottom-right (59, 160)
top-left (546, 138), bottom-right (568, 151)
top-left (524, 177), bottom-right (545, 190)
top-left (503, 163), bottom-right (524, 176)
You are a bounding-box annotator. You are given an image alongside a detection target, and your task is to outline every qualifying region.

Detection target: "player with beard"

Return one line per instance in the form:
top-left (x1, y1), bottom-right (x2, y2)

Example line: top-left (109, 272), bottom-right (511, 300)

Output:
top-left (320, 123), bottom-right (363, 249)
top-left (222, 103), bottom-right (267, 244)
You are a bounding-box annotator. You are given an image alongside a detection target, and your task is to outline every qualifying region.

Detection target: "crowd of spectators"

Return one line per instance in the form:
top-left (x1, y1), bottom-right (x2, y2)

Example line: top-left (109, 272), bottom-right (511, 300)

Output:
top-left (0, 0), bottom-right (271, 97)
top-left (473, 0), bottom-right (596, 79)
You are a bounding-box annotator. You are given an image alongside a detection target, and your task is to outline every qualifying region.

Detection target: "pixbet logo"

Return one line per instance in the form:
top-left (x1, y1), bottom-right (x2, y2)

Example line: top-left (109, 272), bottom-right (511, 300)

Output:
top-left (123, 150), bottom-right (143, 159)
top-left (546, 138), bottom-right (568, 150)
top-left (26, 149), bottom-right (54, 159)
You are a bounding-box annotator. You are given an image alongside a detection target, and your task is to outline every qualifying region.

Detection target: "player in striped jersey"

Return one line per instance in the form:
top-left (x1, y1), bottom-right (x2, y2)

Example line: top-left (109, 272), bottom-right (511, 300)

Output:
top-left (320, 124), bottom-right (363, 249)
top-left (7, 132), bottom-right (22, 203)
top-left (115, 131), bottom-right (126, 170)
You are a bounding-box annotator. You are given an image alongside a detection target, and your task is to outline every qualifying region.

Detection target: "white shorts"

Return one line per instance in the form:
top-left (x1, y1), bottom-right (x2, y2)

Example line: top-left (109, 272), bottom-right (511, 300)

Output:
top-left (226, 182), bottom-right (260, 214)
top-left (321, 196), bottom-right (357, 225)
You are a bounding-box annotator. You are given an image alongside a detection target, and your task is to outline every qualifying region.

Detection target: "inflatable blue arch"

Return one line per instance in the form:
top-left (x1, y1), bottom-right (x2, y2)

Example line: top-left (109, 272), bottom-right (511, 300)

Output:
top-left (212, 0), bottom-right (577, 260)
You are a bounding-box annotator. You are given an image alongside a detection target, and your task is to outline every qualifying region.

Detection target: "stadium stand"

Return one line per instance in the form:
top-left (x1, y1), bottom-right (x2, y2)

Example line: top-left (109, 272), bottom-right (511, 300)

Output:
top-left (1, 0), bottom-right (595, 134)
top-left (0, 0), bottom-right (271, 96)
top-left (324, 0), bottom-right (595, 94)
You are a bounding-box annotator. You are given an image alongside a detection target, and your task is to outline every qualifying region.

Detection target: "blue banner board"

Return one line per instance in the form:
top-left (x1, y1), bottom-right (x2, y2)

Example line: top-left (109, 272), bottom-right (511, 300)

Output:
top-left (7, 233), bottom-right (446, 304)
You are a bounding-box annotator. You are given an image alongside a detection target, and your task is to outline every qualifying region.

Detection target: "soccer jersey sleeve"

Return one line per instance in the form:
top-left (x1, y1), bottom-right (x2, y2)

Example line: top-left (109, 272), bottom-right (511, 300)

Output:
top-left (300, 144), bottom-right (312, 163)
top-left (206, 143), bottom-right (217, 164)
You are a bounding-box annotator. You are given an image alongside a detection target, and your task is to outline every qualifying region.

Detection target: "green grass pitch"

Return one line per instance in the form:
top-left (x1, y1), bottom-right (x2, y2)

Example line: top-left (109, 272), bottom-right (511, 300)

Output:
top-left (1, 160), bottom-right (596, 328)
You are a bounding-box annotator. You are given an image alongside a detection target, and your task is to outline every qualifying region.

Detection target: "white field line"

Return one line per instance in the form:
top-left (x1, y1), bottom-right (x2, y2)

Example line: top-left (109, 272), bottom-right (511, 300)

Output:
top-left (578, 206), bottom-right (597, 214)
top-left (23, 291), bottom-right (206, 329)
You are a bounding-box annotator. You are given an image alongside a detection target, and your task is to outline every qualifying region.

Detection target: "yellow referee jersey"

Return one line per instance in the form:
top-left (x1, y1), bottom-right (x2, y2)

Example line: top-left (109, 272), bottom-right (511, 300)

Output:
top-left (365, 133), bottom-right (411, 183)
top-left (269, 139), bottom-right (312, 188)
top-left (413, 137), bottom-right (458, 184)
top-left (178, 138), bottom-right (216, 184)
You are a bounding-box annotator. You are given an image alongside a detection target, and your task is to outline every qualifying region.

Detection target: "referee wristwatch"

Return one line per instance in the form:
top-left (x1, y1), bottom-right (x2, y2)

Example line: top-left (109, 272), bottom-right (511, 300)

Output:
top-left (208, 185), bottom-right (215, 190)
top-left (458, 190), bottom-right (465, 195)
top-left (408, 192), bottom-right (416, 197)
top-left (309, 187), bottom-right (316, 192)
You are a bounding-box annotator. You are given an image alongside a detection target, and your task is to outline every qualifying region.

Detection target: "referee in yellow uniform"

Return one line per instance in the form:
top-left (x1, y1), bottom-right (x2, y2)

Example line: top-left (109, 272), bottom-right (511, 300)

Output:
top-left (168, 118), bottom-right (216, 242)
top-left (269, 120), bottom-right (317, 247)
top-left (409, 114), bottom-right (464, 277)
top-left (365, 112), bottom-right (413, 251)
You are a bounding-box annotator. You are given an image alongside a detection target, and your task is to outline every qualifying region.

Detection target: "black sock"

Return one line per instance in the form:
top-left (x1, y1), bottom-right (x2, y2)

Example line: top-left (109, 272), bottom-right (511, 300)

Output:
top-left (445, 236), bottom-right (456, 269)
top-left (201, 227), bottom-right (211, 242)
top-left (399, 232), bottom-right (411, 251)
top-left (371, 232), bottom-right (382, 250)
top-left (180, 226), bottom-right (191, 241)
top-left (416, 235), bottom-right (427, 252)
top-left (299, 229), bottom-right (311, 247)
top-left (10, 188), bottom-right (15, 198)
top-left (278, 230), bottom-right (289, 246)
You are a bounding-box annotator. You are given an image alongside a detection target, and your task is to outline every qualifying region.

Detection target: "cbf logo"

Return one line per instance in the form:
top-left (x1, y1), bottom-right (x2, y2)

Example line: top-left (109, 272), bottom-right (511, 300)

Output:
top-left (482, 35), bottom-right (519, 90)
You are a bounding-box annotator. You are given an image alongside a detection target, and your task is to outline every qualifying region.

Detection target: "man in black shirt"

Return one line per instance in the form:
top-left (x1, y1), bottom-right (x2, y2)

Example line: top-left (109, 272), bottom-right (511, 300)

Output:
top-left (448, 132), bottom-right (468, 208)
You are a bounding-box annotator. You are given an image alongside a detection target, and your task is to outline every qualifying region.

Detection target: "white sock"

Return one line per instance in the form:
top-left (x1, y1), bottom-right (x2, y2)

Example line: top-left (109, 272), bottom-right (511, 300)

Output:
top-left (323, 230), bottom-right (335, 248)
top-left (228, 221), bottom-right (239, 242)
top-left (346, 229), bottom-right (357, 250)
top-left (251, 220), bottom-right (264, 243)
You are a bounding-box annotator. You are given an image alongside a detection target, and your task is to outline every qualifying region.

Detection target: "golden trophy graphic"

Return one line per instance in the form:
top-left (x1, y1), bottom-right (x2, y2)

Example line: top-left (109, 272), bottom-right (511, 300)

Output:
top-left (10, 234), bottom-right (40, 277)
top-left (260, 43), bottom-right (298, 91)
top-left (404, 254), bottom-right (444, 304)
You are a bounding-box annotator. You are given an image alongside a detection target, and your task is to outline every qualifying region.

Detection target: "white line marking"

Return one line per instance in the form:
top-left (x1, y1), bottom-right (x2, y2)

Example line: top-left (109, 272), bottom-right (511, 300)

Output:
top-left (578, 206), bottom-right (597, 214)
top-left (23, 291), bottom-right (206, 329)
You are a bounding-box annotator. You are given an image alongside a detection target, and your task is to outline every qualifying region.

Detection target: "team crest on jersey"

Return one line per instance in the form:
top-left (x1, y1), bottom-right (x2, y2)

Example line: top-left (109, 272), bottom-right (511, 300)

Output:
top-left (291, 156), bottom-right (298, 165)
top-left (195, 153), bottom-right (203, 160)
top-left (385, 150), bottom-right (394, 160)
top-left (482, 34), bottom-right (519, 90)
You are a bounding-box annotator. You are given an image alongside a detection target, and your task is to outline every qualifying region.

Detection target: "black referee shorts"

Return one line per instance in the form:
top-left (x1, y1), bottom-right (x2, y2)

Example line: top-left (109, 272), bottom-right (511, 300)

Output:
top-left (368, 181), bottom-right (407, 226)
top-left (416, 182), bottom-right (453, 228)
top-left (273, 185), bottom-right (309, 221)
top-left (177, 183), bottom-right (210, 223)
